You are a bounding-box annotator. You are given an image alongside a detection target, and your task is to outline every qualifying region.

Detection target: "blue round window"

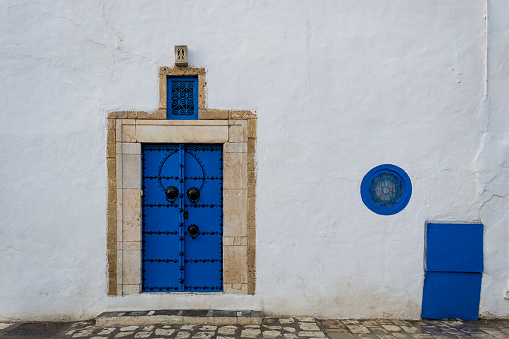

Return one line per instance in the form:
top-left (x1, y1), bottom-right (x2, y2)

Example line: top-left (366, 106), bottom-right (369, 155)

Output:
top-left (361, 164), bottom-right (412, 215)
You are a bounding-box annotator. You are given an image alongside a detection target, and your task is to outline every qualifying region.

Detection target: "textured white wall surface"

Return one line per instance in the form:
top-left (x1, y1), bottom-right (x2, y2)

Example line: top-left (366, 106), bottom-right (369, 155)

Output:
top-left (0, 0), bottom-right (508, 321)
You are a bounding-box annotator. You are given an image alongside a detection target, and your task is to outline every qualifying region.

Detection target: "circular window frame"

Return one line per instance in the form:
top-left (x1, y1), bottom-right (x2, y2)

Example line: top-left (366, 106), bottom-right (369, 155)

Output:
top-left (361, 164), bottom-right (412, 215)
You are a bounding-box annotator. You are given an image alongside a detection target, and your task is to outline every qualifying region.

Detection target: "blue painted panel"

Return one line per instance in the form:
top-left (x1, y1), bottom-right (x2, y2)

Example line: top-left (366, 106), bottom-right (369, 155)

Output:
top-left (142, 143), bottom-right (222, 292)
top-left (421, 272), bottom-right (482, 320)
top-left (183, 144), bottom-right (223, 292)
top-left (426, 223), bottom-right (483, 272)
top-left (167, 77), bottom-right (198, 120)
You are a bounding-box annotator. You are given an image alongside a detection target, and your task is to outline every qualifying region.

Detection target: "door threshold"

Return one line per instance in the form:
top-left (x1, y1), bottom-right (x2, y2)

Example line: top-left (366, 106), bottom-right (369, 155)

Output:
top-left (96, 310), bottom-right (263, 326)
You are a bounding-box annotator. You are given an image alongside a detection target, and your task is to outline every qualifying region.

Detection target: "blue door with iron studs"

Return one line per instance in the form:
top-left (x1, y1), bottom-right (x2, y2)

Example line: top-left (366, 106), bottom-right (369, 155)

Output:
top-left (141, 143), bottom-right (223, 292)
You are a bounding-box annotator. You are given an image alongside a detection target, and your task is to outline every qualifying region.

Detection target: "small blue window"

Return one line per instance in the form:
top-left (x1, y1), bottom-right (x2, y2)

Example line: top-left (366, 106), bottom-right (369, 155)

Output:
top-left (167, 76), bottom-right (198, 120)
top-left (361, 164), bottom-right (412, 215)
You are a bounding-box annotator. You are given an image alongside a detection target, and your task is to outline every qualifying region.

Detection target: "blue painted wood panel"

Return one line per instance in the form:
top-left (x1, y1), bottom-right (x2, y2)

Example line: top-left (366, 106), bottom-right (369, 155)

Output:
top-left (425, 223), bottom-right (483, 272)
top-left (421, 272), bottom-right (482, 321)
top-left (141, 144), bottom-right (223, 292)
top-left (422, 223), bottom-right (483, 320)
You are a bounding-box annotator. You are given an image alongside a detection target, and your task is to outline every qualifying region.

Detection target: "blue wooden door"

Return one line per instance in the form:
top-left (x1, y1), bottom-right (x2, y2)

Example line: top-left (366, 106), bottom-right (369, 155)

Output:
top-left (141, 144), bottom-right (223, 292)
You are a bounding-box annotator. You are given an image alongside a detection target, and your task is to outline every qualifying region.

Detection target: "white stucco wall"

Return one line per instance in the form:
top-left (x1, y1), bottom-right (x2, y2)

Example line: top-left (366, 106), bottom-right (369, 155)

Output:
top-left (0, 0), bottom-right (508, 321)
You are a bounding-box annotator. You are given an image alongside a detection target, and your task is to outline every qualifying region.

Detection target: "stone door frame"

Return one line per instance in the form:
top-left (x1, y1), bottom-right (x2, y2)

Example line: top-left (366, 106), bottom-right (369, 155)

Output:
top-left (106, 67), bottom-right (256, 296)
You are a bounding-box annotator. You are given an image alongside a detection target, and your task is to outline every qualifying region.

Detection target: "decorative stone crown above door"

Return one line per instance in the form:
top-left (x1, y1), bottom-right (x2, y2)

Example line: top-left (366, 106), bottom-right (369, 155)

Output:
top-left (106, 66), bottom-right (257, 296)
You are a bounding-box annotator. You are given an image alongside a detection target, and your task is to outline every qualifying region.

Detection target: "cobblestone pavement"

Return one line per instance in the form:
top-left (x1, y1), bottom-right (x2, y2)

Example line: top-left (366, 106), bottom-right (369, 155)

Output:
top-left (1, 317), bottom-right (509, 338)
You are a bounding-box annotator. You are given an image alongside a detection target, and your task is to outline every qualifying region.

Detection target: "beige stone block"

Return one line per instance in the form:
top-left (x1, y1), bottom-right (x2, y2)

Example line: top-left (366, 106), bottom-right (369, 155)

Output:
top-left (152, 315), bottom-right (183, 325)
top-left (247, 152), bottom-right (255, 172)
top-left (234, 236), bottom-right (245, 246)
top-left (199, 109), bottom-right (229, 120)
top-left (117, 241), bottom-right (123, 250)
top-left (224, 284), bottom-right (242, 295)
top-left (237, 317), bottom-right (262, 325)
top-left (229, 119), bottom-right (247, 126)
top-left (123, 241), bottom-right (141, 250)
top-left (248, 119), bottom-right (257, 139)
top-left (134, 111), bottom-right (150, 119)
top-left (123, 119), bottom-right (135, 125)
top-left (107, 130), bottom-right (116, 158)
top-left (206, 317), bottom-right (237, 325)
top-left (116, 153), bottom-right (123, 189)
top-left (116, 120), bottom-right (122, 141)
top-left (198, 74), bottom-right (206, 108)
top-left (224, 142), bottom-right (247, 153)
top-left (116, 141), bottom-right (123, 155)
top-left (136, 125), bottom-right (228, 143)
top-left (116, 188), bottom-right (123, 241)
top-left (224, 153), bottom-right (247, 189)
top-left (247, 170), bottom-right (257, 186)
top-left (159, 74), bottom-right (167, 109)
top-left (145, 109), bottom-right (166, 120)
top-left (123, 284), bottom-right (141, 295)
top-left (110, 111), bottom-right (129, 119)
top-left (223, 190), bottom-right (247, 237)
top-left (230, 110), bottom-right (256, 120)
top-left (241, 283), bottom-right (248, 294)
top-left (122, 154), bottom-right (141, 189)
top-left (223, 237), bottom-right (234, 246)
top-left (108, 118), bottom-right (116, 130)
top-left (123, 250), bottom-right (141, 285)
top-left (122, 143), bottom-right (141, 155)
top-left (248, 185), bottom-right (256, 198)
top-left (108, 249), bottom-right (117, 289)
top-left (160, 66), bottom-right (206, 76)
top-left (228, 125), bottom-right (247, 143)
top-left (116, 284), bottom-right (123, 296)
top-left (122, 241), bottom-right (141, 251)
top-left (122, 124), bottom-right (136, 142)
top-left (122, 189), bottom-right (141, 242)
top-left (223, 245), bottom-right (247, 284)
top-left (248, 139), bottom-right (256, 156)
top-left (136, 120), bottom-right (227, 126)
top-left (117, 249), bottom-right (123, 285)
top-left (107, 215), bottom-right (117, 246)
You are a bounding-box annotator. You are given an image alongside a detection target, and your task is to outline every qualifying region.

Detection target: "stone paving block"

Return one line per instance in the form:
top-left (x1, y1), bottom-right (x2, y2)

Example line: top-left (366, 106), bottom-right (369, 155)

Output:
top-left (155, 328), bottom-right (175, 336)
top-left (325, 328), bottom-right (350, 333)
top-left (240, 327), bottom-right (261, 337)
top-left (0, 323), bottom-right (13, 330)
top-left (299, 323), bottom-right (321, 331)
top-left (262, 330), bottom-right (282, 337)
top-left (298, 331), bottom-right (326, 337)
top-left (382, 324), bottom-right (402, 332)
top-left (326, 334), bottom-right (357, 339)
top-left (346, 324), bottom-right (370, 334)
top-left (217, 325), bottom-right (238, 335)
top-left (119, 326), bottom-right (138, 331)
top-left (280, 318), bottom-right (295, 324)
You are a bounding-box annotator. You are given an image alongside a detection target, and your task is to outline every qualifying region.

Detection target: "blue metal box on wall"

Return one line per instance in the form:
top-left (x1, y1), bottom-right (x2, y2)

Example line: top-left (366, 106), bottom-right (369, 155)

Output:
top-left (421, 223), bottom-right (484, 320)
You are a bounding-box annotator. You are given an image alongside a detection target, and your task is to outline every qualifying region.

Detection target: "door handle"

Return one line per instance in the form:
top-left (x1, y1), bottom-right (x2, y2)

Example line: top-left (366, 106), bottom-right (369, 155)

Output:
top-left (188, 224), bottom-right (199, 239)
